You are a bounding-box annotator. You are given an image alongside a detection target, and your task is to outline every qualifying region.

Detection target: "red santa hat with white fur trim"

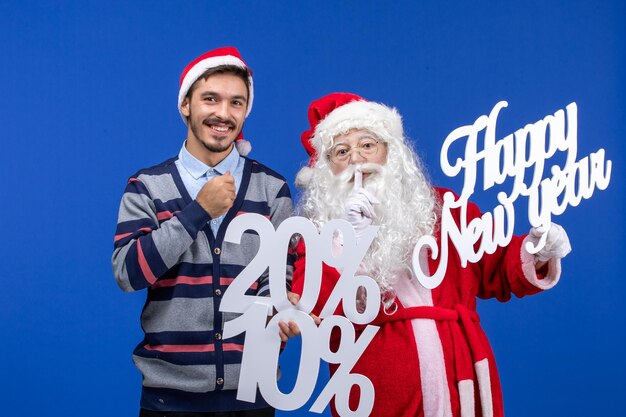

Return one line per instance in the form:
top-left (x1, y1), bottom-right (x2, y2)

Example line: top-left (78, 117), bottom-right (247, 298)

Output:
top-left (297, 92), bottom-right (405, 187)
top-left (178, 46), bottom-right (254, 156)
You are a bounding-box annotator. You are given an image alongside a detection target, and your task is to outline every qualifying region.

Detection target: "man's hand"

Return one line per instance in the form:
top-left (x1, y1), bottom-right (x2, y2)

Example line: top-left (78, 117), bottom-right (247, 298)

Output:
top-left (345, 188), bottom-right (378, 223)
top-left (278, 292), bottom-right (321, 343)
top-left (345, 167), bottom-right (379, 236)
top-left (527, 222), bottom-right (572, 269)
top-left (196, 171), bottom-right (236, 218)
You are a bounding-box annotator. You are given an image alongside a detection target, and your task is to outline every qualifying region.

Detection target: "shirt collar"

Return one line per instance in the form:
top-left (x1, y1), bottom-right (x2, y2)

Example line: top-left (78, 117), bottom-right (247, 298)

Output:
top-left (178, 142), bottom-right (240, 179)
top-left (213, 145), bottom-right (241, 176)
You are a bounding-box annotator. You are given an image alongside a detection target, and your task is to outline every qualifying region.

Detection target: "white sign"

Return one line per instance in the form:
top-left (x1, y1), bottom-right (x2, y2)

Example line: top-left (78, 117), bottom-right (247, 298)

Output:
top-left (221, 214), bottom-right (381, 416)
top-left (414, 101), bottom-right (612, 289)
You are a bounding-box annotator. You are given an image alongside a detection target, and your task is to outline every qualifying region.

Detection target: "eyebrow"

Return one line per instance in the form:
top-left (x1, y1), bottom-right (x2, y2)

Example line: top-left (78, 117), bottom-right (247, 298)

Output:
top-left (198, 91), bottom-right (248, 103)
top-left (231, 95), bottom-right (248, 103)
top-left (357, 134), bottom-right (378, 140)
top-left (333, 135), bottom-right (378, 147)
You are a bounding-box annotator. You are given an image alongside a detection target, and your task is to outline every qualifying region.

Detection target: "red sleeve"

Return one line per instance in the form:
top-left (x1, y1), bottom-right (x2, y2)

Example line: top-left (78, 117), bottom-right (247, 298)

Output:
top-left (473, 228), bottom-right (544, 301)
top-left (292, 238), bottom-right (344, 317)
top-left (434, 187), bottom-right (546, 302)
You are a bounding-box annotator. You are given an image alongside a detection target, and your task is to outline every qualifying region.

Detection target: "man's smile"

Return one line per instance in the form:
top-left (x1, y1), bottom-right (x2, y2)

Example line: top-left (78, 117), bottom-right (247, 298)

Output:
top-left (204, 120), bottom-right (235, 136)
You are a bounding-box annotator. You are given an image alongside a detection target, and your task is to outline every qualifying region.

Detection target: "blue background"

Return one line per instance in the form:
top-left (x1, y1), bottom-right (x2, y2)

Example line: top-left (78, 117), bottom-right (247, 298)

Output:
top-left (0, 1), bottom-right (624, 416)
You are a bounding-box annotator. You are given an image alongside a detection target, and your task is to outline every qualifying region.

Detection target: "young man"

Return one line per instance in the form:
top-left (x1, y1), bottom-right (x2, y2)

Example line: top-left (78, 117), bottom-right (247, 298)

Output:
top-left (112, 47), bottom-right (293, 416)
top-left (293, 92), bottom-right (571, 417)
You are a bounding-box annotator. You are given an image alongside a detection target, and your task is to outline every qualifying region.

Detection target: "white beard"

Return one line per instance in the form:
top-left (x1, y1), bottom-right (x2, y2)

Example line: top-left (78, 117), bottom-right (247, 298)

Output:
top-left (299, 150), bottom-right (438, 296)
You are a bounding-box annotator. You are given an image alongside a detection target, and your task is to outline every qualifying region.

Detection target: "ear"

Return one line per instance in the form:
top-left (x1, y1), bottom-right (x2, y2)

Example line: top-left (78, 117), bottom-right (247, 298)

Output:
top-left (180, 97), bottom-right (191, 117)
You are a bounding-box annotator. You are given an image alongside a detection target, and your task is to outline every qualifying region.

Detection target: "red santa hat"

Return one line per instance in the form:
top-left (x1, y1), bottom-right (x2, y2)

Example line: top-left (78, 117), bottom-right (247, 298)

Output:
top-left (297, 92), bottom-right (405, 186)
top-left (178, 46), bottom-right (254, 156)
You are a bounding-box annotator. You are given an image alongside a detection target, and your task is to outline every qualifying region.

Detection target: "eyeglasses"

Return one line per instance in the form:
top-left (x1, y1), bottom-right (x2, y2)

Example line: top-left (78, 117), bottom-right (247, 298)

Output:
top-left (328, 137), bottom-right (382, 164)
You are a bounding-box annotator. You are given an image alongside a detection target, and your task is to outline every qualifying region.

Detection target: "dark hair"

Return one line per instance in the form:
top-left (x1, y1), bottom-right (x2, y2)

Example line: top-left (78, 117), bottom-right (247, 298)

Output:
top-left (186, 64), bottom-right (250, 100)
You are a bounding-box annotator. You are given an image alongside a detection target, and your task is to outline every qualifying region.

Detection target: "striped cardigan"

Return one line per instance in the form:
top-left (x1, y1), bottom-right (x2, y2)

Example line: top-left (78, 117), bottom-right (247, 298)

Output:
top-left (112, 155), bottom-right (293, 412)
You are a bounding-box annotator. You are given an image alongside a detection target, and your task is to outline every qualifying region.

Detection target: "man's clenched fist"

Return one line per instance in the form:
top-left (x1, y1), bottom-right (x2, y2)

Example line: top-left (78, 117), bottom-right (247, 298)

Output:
top-left (197, 171), bottom-right (236, 218)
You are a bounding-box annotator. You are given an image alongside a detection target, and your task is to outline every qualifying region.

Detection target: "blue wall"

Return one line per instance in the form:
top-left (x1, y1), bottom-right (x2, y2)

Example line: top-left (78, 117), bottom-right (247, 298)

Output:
top-left (0, 1), bottom-right (623, 416)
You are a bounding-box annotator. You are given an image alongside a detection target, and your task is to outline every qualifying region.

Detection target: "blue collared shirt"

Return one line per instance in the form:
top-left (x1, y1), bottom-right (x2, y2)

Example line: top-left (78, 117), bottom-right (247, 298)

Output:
top-left (175, 143), bottom-right (245, 236)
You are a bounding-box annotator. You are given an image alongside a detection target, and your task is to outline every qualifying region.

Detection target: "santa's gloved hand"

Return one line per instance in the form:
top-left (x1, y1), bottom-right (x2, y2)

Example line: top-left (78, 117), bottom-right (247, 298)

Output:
top-left (345, 187), bottom-right (379, 234)
top-left (526, 223), bottom-right (572, 263)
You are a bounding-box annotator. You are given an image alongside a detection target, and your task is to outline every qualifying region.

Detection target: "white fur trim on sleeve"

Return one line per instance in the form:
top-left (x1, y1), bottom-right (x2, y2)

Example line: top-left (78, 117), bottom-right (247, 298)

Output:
top-left (520, 236), bottom-right (562, 290)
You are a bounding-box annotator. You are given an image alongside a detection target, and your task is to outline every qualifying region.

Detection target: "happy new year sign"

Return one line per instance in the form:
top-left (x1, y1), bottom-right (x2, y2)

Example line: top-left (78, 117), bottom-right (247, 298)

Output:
top-left (414, 101), bottom-right (611, 289)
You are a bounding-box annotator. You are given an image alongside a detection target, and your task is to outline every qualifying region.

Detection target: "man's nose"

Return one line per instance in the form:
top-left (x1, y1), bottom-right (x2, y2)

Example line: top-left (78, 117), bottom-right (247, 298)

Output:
top-left (349, 149), bottom-right (366, 163)
top-left (214, 101), bottom-right (230, 119)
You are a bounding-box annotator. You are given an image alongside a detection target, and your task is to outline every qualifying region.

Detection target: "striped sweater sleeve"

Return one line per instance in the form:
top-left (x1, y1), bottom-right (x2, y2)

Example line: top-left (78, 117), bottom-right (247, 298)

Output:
top-left (111, 176), bottom-right (211, 292)
top-left (256, 179), bottom-right (294, 296)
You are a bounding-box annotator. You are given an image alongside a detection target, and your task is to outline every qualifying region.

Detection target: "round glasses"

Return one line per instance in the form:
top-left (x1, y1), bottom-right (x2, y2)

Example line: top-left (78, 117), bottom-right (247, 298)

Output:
top-left (328, 137), bottom-right (382, 164)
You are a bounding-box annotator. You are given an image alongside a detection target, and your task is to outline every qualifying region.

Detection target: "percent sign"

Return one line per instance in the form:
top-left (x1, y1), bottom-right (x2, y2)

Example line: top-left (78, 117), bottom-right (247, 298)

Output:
top-left (221, 214), bottom-right (382, 416)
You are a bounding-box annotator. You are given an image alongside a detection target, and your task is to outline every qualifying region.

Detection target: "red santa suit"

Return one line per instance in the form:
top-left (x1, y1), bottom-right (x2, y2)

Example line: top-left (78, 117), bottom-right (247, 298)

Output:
top-left (292, 188), bottom-right (561, 417)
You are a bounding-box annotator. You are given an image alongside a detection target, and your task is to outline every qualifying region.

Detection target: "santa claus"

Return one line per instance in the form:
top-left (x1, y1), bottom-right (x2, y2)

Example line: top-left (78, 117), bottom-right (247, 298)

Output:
top-left (292, 92), bottom-right (571, 417)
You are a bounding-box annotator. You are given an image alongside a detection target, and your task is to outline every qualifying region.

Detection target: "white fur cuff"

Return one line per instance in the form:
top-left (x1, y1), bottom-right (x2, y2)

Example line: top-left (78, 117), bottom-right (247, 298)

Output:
top-left (521, 236), bottom-right (562, 290)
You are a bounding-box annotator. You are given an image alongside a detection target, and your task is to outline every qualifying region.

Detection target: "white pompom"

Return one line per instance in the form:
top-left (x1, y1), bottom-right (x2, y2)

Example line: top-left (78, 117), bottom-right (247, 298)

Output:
top-left (235, 139), bottom-right (252, 156)
top-left (295, 167), bottom-right (314, 189)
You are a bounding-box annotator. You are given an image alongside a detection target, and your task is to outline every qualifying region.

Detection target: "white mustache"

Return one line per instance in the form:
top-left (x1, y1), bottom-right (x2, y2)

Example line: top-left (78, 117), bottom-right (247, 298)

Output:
top-left (336, 163), bottom-right (384, 184)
